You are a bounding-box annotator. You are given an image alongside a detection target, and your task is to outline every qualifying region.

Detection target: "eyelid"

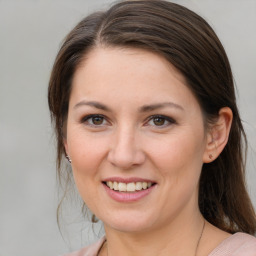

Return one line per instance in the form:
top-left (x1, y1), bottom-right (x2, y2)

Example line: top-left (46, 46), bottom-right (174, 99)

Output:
top-left (80, 114), bottom-right (176, 128)
top-left (81, 114), bottom-right (109, 126)
top-left (145, 114), bottom-right (176, 127)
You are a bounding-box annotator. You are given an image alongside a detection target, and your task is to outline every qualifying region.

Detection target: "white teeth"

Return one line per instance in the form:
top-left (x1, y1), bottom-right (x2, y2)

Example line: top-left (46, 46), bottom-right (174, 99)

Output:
top-left (107, 181), bottom-right (113, 189)
top-left (118, 182), bottom-right (127, 192)
top-left (105, 181), bottom-right (154, 192)
top-left (135, 182), bottom-right (142, 190)
top-left (126, 182), bottom-right (136, 192)
top-left (113, 181), bottom-right (118, 190)
top-left (142, 182), bottom-right (147, 189)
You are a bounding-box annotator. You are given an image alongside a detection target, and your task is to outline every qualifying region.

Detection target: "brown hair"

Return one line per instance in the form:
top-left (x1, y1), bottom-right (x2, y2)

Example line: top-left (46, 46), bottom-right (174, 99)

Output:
top-left (48, 0), bottom-right (256, 234)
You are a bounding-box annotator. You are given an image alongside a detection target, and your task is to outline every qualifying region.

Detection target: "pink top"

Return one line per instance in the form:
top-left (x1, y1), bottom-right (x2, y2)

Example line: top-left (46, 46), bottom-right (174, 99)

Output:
top-left (63, 233), bottom-right (256, 256)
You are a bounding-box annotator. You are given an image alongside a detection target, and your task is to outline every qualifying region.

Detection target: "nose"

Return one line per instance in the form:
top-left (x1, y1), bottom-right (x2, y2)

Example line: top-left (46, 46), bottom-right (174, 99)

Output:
top-left (107, 127), bottom-right (146, 169)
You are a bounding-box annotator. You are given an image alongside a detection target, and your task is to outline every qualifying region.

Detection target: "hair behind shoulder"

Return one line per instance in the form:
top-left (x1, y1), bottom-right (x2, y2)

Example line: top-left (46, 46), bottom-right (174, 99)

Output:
top-left (48, 0), bottom-right (256, 234)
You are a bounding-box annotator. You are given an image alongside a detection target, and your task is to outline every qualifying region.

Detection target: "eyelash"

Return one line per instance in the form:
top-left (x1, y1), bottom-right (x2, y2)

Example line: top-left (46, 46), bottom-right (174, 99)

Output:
top-left (81, 114), bottom-right (108, 127)
top-left (80, 114), bottom-right (176, 128)
top-left (145, 115), bottom-right (176, 128)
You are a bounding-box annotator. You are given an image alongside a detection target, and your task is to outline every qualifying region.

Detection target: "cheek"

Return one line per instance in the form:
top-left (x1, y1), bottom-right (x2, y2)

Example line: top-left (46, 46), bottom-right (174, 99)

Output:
top-left (67, 131), bottom-right (110, 193)
top-left (68, 134), bottom-right (108, 209)
top-left (145, 130), bottom-right (206, 203)
top-left (148, 133), bottom-right (205, 172)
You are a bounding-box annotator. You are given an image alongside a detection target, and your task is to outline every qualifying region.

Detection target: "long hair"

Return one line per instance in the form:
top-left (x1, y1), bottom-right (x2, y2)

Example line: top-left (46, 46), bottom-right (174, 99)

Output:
top-left (48, 0), bottom-right (256, 234)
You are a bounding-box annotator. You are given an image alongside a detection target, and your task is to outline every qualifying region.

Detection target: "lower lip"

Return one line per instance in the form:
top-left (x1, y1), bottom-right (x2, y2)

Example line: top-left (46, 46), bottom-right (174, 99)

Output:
top-left (103, 183), bottom-right (155, 202)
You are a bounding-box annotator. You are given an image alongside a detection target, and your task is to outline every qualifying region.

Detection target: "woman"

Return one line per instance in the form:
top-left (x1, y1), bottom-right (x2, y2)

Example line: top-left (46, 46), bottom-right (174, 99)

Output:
top-left (48, 1), bottom-right (256, 255)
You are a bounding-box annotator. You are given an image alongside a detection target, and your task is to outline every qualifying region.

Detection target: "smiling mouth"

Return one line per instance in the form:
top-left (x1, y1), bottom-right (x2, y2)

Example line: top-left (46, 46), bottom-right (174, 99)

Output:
top-left (104, 181), bottom-right (155, 192)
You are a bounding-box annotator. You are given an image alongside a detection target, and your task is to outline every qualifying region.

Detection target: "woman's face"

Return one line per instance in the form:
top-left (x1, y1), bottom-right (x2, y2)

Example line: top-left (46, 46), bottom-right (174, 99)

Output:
top-left (65, 47), bottom-right (210, 233)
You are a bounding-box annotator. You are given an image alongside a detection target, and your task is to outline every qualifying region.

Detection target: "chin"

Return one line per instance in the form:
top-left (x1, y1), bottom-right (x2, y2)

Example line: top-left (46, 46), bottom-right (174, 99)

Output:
top-left (100, 210), bottom-right (157, 233)
top-left (106, 221), bottom-right (154, 233)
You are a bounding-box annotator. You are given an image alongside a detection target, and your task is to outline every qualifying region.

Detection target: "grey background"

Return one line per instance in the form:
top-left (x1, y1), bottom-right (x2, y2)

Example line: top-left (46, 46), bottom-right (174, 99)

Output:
top-left (0, 0), bottom-right (255, 255)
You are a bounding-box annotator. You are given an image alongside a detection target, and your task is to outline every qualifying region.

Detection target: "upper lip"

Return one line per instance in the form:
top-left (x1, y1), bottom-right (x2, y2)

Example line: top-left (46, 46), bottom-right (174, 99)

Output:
top-left (102, 177), bottom-right (156, 183)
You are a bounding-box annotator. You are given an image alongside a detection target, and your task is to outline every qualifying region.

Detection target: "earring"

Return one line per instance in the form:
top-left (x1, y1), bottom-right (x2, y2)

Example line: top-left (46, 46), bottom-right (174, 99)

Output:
top-left (65, 155), bottom-right (72, 163)
top-left (209, 154), bottom-right (213, 160)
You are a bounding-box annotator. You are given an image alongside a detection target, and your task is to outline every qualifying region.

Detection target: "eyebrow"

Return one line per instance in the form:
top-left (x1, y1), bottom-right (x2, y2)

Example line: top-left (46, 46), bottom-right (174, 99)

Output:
top-left (139, 102), bottom-right (184, 112)
top-left (73, 100), bottom-right (184, 112)
top-left (73, 101), bottom-right (111, 111)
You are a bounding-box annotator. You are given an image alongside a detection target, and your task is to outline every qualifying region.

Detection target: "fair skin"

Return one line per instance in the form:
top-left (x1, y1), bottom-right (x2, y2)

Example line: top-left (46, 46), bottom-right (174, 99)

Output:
top-left (64, 47), bottom-right (232, 256)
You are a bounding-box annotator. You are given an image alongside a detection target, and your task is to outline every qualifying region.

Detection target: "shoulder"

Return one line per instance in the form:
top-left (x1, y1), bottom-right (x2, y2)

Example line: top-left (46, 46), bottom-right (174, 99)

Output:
top-left (209, 232), bottom-right (256, 256)
top-left (61, 236), bottom-right (106, 256)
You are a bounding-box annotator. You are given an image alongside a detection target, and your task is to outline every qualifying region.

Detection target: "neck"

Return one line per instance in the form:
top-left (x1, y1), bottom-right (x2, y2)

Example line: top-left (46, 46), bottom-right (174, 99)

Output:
top-left (103, 210), bottom-right (205, 256)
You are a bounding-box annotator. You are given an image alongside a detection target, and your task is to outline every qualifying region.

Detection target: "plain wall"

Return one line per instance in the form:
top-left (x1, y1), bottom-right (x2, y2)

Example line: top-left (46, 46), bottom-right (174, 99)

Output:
top-left (0, 0), bottom-right (255, 255)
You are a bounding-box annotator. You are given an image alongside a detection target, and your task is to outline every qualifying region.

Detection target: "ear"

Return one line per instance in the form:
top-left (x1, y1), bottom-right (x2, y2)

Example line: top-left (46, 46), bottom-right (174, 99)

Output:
top-left (62, 119), bottom-right (69, 155)
top-left (63, 138), bottom-right (69, 156)
top-left (203, 107), bottom-right (233, 163)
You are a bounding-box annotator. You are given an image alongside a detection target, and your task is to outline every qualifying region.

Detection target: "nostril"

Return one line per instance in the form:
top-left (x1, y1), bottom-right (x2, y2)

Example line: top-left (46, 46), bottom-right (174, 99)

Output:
top-left (107, 147), bottom-right (146, 169)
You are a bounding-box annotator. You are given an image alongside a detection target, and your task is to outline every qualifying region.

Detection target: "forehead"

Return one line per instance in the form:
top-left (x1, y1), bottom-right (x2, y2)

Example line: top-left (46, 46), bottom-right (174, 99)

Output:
top-left (75, 47), bottom-right (187, 85)
top-left (70, 47), bottom-right (199, 112)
